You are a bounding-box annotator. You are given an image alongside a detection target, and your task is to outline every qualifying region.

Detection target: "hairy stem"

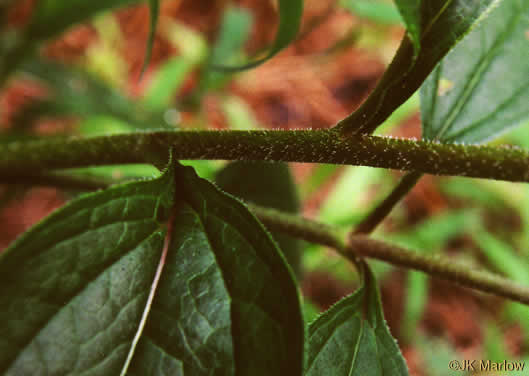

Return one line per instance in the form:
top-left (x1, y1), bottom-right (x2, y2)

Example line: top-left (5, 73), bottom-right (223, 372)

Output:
top-left (1, 130), bottom-right (529, 182)
top-left (249, 204), bottom-right (529, 306)
top-left (347, 235), bottom-right (529, 306)
top-left (354, 171), bottom-right (423, 234)
top-left (248, 204), bottom-right (346, 251)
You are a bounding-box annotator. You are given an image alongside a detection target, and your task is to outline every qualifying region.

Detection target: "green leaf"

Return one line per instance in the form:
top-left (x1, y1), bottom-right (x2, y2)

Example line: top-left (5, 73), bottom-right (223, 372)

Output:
top-left (362, 264), bottom-right (409, 375)
top-left (221, 96), bottom-right (260, 130)
top-left (142, 57), bottom-right (195, 111)
top-left (211, 7), bottom-right (254, 67)
top-left (0, 159), bottom-right (304, 374)
top-left (306, 263), bottom-right (408, 375)
top-left (421, 0), bottom-right (529, 143)
top-left (401, 271), bottom-right (428, 343)
top-left (199, 6), bottom-right (253, 92)
top-left (179, 160), bottom-right (220, 181)
top-left (139, 0), bottom-right (160, 79)
top-left (505, 303), bottom-right (529, 343)
top-left (483, 322), bottom-right (511, 361)
top-left (474, 231), bottom-right (529, 286)
top-left (215, 161), bottom-right (303, 277)
top-left (336, 0), bottom-right (498, 135)
top-left (305, 289), bottom-right (365, 376)
top-left (129, 164), bottom-right (304, 375)
top-left (212, 0), bottom-right (303, 72)
top-left (341, 0), bottom-right (403, 26)
top-left (182, 6), bottom-right (253, 107)
top-left (0, 165), bottom-right (176, 374)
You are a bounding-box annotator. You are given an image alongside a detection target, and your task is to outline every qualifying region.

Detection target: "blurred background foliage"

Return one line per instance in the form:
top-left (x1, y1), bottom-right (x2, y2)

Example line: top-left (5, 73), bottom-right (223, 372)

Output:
top-left (1, 0), bottom-right (529, 374)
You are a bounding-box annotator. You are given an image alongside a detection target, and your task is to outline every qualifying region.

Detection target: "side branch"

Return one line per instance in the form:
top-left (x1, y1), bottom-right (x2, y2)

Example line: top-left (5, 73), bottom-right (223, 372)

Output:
top-left (354, 171), bottom-right (423, 234)
top-left (250, 204), bottom-right (529, 306)
top-left (348, 235), bottom-right (529, 306)
top-left (1, 129), bottom-right (528, 182)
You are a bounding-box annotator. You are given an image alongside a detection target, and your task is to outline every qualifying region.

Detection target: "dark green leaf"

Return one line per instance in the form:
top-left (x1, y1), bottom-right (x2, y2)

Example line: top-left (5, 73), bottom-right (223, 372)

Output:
top-left (140, 0), bottom-right (160, 79)
top-left (212, 0), bottom-right (303, 72)
top-left (0, 160), bottom-right (304, 375)
top-left (305, 288), bottom-right (365, 375)
top-left (0, 166), bottom-right (176, 374)
top-left (421, 0), bottom-right (529, 143)
top-left (363, 264), bottom-right (409, 375)
top-left (336, 0), bottom-right (498, 135)
top-left (306, 263), bottom-right (408, 376)
top-left (129, 164), bottom-right (304, 375)
top-left (215, 161), bottom-right (302, 277)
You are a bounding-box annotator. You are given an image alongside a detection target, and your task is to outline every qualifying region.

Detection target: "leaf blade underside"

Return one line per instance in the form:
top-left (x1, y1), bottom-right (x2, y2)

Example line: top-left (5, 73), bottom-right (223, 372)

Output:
top-left (0, 167), bottom-right (175, 375)
top-left (421, 0), bottom-right (529, 143)
top-left (306, 263), bottom-right (409, 376)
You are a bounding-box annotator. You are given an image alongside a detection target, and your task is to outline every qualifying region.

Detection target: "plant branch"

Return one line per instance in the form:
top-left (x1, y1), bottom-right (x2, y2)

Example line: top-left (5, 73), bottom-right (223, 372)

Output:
top-left (249, 204), bottom-right (529, 306)
top-left (247, 204), bottom-right (346, 251)
top-left (354, 171), bottom-right (423, 234)
top-left (347, 235), bottom-right (529, 306)
top-left (1, 130), bottom-right (529, 182)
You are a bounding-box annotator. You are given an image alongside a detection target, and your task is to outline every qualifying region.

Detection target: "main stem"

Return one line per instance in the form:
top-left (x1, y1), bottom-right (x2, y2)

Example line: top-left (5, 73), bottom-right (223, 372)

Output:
top-left (1, 129), bottom-right (529, 182)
